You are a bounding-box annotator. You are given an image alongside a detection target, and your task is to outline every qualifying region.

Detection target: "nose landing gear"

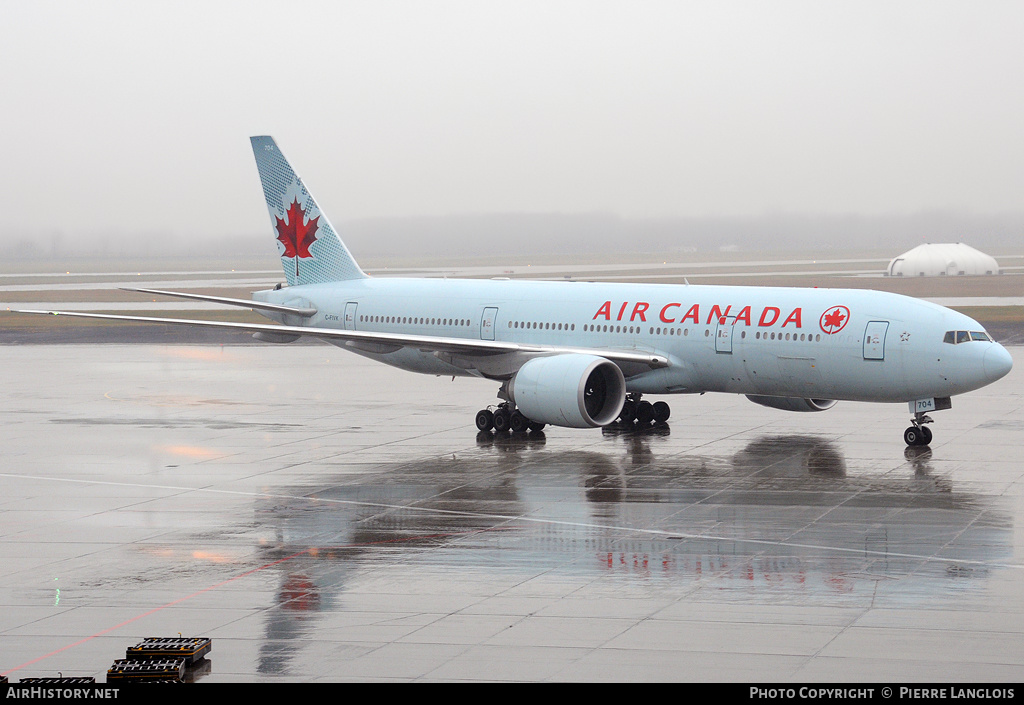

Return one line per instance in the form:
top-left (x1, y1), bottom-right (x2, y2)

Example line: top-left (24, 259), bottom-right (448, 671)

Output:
top-left (904, 412), bottom-right (934, 446)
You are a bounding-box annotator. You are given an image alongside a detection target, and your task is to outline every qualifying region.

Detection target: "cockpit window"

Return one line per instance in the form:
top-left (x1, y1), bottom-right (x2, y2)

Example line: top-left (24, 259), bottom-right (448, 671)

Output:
top-left (943, 330), bottom-right (994, 344)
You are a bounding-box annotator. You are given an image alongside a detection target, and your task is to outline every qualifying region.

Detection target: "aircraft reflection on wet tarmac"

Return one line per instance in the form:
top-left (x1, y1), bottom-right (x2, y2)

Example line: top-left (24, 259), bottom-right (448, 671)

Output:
top-left (250, 427), bottom-right (1008, 676)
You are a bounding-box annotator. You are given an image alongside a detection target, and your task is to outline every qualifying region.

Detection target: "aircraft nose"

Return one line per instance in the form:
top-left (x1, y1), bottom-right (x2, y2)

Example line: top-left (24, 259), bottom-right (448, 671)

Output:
top-left (983, 344), bottom-right (1013, 383)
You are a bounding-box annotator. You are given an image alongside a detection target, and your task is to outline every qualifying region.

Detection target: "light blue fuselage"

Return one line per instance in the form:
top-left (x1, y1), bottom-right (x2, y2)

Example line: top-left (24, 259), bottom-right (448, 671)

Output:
top-left (255, 277), bottom-right (1012, 405)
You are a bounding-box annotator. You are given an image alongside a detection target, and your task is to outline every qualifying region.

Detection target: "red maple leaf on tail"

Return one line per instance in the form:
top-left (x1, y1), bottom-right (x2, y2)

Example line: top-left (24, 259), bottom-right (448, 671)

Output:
top-left (275, 199), bottom-right (320, 258)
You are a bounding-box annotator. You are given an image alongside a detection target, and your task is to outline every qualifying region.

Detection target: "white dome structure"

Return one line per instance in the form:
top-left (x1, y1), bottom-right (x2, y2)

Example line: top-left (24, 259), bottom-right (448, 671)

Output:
top-left (887, 243), bottom-right (1000, 277)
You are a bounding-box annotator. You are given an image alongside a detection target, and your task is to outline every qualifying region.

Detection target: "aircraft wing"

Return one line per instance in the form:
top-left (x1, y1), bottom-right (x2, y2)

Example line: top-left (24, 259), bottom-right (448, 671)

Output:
top-left (120, 287), bottom-right (318, 317)
top-left (11, 309), bottom-right (670, 369)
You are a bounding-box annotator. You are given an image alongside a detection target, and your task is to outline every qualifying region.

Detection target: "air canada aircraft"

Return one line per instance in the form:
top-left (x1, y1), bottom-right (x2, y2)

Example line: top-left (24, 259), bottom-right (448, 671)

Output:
top-left (16, 137), bottom-right (1013, 445)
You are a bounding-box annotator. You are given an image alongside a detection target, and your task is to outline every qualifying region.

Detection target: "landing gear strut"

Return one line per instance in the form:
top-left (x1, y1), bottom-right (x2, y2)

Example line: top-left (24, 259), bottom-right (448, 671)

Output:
top-left (904, 412), bottom-right (934, 447)
top-left (475, 402), bottom-right (545, 433)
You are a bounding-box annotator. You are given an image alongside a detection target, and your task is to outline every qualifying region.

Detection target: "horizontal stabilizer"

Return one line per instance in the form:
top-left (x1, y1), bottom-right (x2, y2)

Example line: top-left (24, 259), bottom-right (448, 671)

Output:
top-left (121, 287), bottom-right (317, 317)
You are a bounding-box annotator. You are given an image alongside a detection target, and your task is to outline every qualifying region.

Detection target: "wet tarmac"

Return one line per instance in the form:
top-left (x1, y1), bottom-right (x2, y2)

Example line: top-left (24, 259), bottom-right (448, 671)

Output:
top-left (1, 343), bottom-right (1023, 682)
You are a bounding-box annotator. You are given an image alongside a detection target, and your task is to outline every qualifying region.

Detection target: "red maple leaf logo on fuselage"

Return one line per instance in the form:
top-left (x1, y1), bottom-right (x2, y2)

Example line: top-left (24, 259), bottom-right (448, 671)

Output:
top-left (819, 306), bottom-right (850, 334)
top-left (275, 199), bottom-right (320, 259)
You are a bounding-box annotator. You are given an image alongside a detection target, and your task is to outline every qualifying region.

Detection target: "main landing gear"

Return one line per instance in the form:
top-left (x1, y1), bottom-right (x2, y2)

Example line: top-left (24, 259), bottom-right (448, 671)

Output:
top-left (474, 395), bottom-right (672, 432)
top-left (616, 394), bottom-right (671, 425)
top-left (904, 412), bottom-right (934, 447)
top-left (475, 403), bottom-right (546, 434)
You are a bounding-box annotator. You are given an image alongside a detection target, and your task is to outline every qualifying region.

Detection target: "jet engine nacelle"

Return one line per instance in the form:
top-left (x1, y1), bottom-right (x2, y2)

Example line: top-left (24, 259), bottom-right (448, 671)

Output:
top-left (508, 354), bottom-right (626, 428)
top-left (746, 395), bottom-right (837, 412)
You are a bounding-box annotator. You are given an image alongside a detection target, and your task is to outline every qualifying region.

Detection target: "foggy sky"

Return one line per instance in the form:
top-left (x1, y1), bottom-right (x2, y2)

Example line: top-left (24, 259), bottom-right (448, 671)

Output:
top-left (2, 1), bottom-right (1023, 252)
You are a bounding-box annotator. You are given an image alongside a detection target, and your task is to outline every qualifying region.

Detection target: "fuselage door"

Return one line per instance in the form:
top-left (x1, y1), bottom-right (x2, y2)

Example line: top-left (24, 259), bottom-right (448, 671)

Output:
top-left (863, 320), bottom-right (889, 360)
top-left (344, 302), bottom-right (358, 331)
top-left (715, 316), bottom-right (737, 354)
top-left (480, 307), bottom-right (498, 341)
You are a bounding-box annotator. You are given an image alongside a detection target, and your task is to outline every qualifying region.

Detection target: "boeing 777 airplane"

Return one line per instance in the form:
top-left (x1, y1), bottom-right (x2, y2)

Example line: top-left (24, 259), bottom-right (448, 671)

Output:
top-left (15, 137), bottom-right (1013, 445)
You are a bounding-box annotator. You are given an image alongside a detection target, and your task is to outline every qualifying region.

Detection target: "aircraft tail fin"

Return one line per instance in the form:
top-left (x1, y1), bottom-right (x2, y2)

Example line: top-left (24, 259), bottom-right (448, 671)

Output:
top-left (250, 136), bottom-right (366, 285)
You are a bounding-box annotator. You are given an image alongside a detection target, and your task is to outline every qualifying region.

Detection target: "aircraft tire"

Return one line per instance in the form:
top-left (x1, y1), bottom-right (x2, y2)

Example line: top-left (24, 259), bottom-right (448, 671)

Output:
top-left (510, 411), bottom-right (530, 433)
top-left (635, 400), bottom-right (654, 424)
top-left (493, 408), bottom-right (511, 432)
top-left (475, 409), bottom-right (494, 432)
top-left (919, 426), bottom-right (933, 445)
top-left (618, 400), bottom-right (636, 424)
top-left (653, 401), bottom-right (671, 423)
top-left (528, 421), bottom-right (546, 432)
top-left (904, 427), bottom-right (922, 446)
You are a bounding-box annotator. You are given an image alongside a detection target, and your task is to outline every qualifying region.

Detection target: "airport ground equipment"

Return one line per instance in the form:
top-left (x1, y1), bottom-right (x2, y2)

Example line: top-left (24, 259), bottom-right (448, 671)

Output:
top-left (125, 637), bottom-right (211, 666)
top-left (17, 677), bottom-right (96, 683)
top-left (106, 658), bottom-right (186, 683)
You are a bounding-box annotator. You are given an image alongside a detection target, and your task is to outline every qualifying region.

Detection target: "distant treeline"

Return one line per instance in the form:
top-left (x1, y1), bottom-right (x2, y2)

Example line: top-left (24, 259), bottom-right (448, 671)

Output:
top-left (4, 211), bottom-right (1023, 260)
